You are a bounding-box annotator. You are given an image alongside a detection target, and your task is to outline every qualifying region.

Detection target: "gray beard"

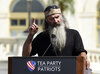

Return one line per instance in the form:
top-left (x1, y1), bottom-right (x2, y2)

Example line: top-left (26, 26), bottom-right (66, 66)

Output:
top-left (49, 23), bottom-right (66, 52)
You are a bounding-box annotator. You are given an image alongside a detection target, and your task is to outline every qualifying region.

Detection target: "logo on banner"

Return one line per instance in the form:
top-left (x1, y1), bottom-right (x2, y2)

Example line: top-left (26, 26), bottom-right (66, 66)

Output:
top-left (27, 60), bottom-right (62, 72)
top-left (27, 60), bottom-right (36, 71)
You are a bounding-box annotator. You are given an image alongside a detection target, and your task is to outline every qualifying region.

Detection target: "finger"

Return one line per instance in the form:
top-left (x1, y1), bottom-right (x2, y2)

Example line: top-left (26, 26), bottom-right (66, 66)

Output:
top-left (30, 25), bottom-right (38, 31)
top-left (34, 24), bottom-right (38, 29)
top-left (87, 61), bottom-right (90, 69)
top-left (31, 24), bottom-right (38, 29)
top-left (86, 60), bottom-right (90, 70)
top-left (33, 18), bottom-right (35, 24)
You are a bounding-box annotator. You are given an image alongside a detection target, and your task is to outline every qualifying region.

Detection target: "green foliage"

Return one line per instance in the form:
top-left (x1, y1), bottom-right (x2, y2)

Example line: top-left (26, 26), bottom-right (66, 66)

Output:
top-left (51, 0), bottom-right (75, 14)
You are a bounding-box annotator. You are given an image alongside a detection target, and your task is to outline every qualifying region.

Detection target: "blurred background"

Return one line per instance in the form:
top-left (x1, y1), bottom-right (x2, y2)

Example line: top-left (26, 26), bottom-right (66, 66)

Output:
top-left (0, 0), bottom-right (100, 74)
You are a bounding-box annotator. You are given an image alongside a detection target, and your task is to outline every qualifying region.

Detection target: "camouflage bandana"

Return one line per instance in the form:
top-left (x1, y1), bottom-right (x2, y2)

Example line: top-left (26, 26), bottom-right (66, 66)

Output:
top-left (44, 8), bottom-right (61, 17)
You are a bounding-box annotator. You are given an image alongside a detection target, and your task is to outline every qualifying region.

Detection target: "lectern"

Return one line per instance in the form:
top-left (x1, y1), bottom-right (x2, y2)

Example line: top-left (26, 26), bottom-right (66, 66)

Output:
top-left (8, 56), bottom-right (88, 74)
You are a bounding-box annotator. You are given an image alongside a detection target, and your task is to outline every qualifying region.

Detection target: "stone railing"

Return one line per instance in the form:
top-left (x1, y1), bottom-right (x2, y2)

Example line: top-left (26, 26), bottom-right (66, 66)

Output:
top-left (0, 37), bottom-right (26, 61)
top-left (87, 49), bottom-right (100, 74)
top-left (87, 49), bottom-right (100, 63)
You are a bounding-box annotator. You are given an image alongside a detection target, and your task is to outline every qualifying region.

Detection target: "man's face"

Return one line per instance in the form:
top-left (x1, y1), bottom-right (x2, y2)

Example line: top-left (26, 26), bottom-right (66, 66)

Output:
top-left (46, 14), bottom-right (62, 27)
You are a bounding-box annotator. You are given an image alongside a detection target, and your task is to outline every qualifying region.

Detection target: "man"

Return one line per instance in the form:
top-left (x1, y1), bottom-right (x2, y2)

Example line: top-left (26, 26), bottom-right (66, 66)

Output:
top-left (22, 5), bottom-right (90, 69)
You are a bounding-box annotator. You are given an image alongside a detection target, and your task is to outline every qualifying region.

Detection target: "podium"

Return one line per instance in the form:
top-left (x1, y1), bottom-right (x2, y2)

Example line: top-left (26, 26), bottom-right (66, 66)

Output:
top-left (8, 56), bottom-right (89, 74)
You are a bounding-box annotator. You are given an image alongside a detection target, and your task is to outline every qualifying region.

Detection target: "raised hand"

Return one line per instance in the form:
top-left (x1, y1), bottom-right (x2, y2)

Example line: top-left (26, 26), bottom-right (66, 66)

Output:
top-left (29, 18), bottom-right (38, 36)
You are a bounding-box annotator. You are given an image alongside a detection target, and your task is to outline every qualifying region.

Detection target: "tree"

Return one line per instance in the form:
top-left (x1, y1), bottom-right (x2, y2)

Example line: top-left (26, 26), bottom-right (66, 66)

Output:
top-left (51, 0), bottom-right (75, 14)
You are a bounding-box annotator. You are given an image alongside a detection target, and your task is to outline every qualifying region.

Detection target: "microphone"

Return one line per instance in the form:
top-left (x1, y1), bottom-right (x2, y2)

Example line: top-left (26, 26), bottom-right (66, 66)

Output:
top-left (51, 34), bottom-right (56, 38)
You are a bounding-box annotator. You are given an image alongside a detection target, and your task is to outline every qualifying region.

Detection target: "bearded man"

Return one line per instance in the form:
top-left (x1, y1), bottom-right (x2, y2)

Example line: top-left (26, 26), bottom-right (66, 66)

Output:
top-left (22, 5), bottom-right (90, 69)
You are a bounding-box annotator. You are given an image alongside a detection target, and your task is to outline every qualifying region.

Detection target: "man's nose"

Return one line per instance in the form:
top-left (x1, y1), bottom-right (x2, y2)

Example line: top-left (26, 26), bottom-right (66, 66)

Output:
top-left (53, 18), bottom-right (58, 23)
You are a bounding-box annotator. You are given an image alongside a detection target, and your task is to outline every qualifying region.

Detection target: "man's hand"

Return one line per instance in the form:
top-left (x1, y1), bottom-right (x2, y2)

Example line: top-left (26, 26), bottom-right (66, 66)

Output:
top-left (85, 59), bottom-right (90, 70)
top-left (29, 18), bottom-right (38, 36)
top-left (22, 18), bottom-right (38, 56)
top-left (79, 52), bottom-right (90, 70)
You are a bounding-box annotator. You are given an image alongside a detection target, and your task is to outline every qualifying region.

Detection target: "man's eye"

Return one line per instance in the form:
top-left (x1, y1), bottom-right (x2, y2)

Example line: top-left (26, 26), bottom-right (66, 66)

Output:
top-left (56, 16), bottom-right (59, 18)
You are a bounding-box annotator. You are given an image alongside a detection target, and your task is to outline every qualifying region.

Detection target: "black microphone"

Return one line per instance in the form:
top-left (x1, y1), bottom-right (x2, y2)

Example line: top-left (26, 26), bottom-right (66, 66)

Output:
top-left (51, 34), bottom-right (56, 38)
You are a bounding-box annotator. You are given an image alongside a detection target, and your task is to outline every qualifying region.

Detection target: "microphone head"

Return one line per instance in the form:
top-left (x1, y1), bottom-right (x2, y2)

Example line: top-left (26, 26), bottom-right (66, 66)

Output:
top-left (51, 34), bottom-right (56, 38)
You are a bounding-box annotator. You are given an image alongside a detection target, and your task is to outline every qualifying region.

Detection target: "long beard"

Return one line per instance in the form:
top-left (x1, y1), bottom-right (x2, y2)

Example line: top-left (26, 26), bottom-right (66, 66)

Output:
top-left (49, 23), bottom-right (66, 52)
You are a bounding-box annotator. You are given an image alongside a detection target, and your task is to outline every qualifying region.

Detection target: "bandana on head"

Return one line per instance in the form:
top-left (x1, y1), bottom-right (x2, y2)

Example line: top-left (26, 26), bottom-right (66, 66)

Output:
top-left (44, 8), bottom-right (61, 17)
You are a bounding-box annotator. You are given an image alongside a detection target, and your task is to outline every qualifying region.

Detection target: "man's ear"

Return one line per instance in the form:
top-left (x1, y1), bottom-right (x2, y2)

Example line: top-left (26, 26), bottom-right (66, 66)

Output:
top-left (46, 19), bottom-right (48, 22)
top-left (46, 18), bottom-right (49, 23)
top-left (45, 17), bottom-right (48, 22)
